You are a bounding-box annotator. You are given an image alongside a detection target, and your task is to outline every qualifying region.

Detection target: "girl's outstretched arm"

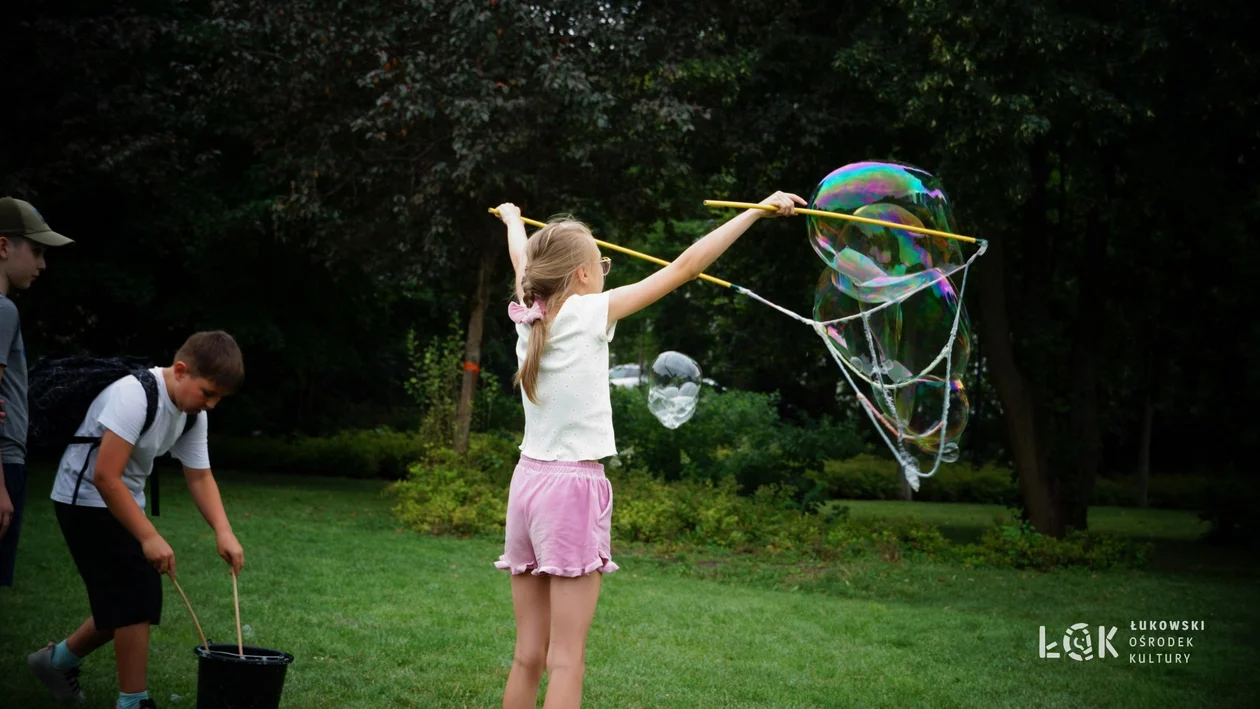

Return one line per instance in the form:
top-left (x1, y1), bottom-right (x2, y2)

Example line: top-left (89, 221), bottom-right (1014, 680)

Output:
top-left (495, 202), bottom-right (528, 302)
top-left (607, 191), bottom-right (804, 324)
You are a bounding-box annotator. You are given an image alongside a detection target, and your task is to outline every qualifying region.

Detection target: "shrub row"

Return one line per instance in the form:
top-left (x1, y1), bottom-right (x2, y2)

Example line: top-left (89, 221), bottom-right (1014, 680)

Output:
top-left (813, 454), bottom-right (1244, 512)
top-left (608, 386), bottom-right (865, 496)
top-left (952, 517), bottom-right (1153, 571)
top-left (213, 425), bottom-right (1242, 516)
top-left (210, 429), bottom-right (520, 481)
top-left (387, 458), bottom-right (1150, 570)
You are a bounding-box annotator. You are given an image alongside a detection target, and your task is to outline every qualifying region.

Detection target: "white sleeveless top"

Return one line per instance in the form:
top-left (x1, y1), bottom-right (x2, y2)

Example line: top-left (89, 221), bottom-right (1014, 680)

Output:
top-left (515, 292), bottom-right (617, 461)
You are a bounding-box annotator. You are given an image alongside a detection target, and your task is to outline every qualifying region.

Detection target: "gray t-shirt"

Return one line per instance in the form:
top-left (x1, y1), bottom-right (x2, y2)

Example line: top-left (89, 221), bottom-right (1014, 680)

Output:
top-left (0, 296), bottom-right (29, 464)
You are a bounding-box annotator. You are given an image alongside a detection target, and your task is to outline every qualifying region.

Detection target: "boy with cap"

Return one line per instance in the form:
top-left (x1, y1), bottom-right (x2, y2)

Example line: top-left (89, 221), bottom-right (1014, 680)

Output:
top-left (0, 196), bottom-right (73, 588)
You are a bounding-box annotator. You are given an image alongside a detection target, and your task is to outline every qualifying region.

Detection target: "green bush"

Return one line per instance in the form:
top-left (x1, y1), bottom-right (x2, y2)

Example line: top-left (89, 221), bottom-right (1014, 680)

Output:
top-left (809, 455), bottom-right (1020, 505)
top-left (610, 385), bottom-right (863, 500)
top-left (211, 428), bottom-right (428, 479)
top-left (812, 455), bottom-right (1249, 512)
top-left (611, 471), bottom-right (759, 548)
top-left (385, 433), bottom-right (522, 536)
top-left (382, 446), bottom-right (1151, 571)
top-left (1144, 475), bottom-right (1238, 511)
top-left (1073, 473), bottom-right (1244, 512)
top-left (809, 454), bottom-right (902, 500)
top-left (465, 431), bottom-right (525, 486)
top-left (1092, 477), bottom-right (1139, 507)
top-left (610, 386), bottom-right (778, 481)
top-left (1197, 482), bottom-right (1259, 547)
top-left (211, 429), bottom-right (519, 481)
top-left (609, 470), bottom-right (824, 554)
top-left (845, 515), bottom-right (953, 558)
top-left (388, 461), bottom-right (506, 536)
top-left (953, 517), bottom-right (1152, 571)
top-left (606, 468), bottom-right (955, 561)
top-left (937, 462), bottom-right (1019, 505)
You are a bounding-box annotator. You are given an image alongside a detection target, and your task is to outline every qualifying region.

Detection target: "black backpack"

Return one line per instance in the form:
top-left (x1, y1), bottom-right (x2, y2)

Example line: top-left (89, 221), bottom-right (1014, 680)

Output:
top-left (28, 356), bottom-right (198, 516)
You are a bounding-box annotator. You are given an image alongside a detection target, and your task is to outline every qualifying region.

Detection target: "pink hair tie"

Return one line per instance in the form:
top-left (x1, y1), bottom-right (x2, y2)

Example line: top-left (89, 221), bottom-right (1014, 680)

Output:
top-left (509, 299), bottom-right (547, 325)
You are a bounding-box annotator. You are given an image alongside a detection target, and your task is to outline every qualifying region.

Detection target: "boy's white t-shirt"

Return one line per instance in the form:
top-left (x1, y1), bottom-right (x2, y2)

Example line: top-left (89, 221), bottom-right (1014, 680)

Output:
top-left (516, 292), bottom-right (617, 461)
top-left (50, 367), bottom-right (210, 510)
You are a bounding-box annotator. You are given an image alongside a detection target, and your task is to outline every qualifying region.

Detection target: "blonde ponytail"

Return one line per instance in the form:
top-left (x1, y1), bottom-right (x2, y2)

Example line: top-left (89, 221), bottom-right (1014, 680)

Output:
top-left (514, 280), bottom-right (551, 405)
top-left (513, 218), bottom-right (597, 405)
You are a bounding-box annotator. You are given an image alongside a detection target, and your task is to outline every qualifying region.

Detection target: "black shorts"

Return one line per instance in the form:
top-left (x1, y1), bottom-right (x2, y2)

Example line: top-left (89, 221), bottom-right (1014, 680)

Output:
top-left (1, 462), bottom-right (28, 587)
top-left (55, 502), bottom-right (162, 630)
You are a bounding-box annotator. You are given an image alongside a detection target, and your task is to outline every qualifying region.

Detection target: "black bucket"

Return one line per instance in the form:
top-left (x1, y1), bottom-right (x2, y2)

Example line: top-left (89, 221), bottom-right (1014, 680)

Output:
top-left (193, 643), bottom-right (294, 709)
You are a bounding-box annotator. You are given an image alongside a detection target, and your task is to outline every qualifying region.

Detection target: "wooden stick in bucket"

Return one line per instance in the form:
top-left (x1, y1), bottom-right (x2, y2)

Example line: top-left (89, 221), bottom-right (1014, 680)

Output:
top-left (232, 570), bottom-right (244, 657)
top-left (168, 573), bottom-right (209, 652)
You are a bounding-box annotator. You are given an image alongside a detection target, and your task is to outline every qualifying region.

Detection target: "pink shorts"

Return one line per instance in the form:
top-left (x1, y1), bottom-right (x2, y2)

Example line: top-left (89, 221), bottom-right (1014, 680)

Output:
top-left (494, 455), bottom-right (619, 577)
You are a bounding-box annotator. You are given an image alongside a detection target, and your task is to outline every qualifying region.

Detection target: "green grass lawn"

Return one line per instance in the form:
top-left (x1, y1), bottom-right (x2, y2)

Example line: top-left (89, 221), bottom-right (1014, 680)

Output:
top-left (2, 468), bottom-right (1257, 708)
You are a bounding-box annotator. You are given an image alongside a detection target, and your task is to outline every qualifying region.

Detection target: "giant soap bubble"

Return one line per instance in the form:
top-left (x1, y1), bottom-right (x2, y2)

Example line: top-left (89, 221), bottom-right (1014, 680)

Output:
top-left (808, 161), bottom-right (973, 455)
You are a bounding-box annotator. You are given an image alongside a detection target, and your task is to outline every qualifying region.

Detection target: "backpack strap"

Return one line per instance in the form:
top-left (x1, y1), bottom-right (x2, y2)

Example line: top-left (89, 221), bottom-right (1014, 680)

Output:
top-left (138, 374), bottom-right (198, 517)
top-left (182, 411), bottom-right (199, 438)
top-left (67, 441), bottom-right (101, 508)
top-left (134, 369), bottom-right (160, 439)
top-left (70, 369), bottom-right (161, 512)
top-left (134, 370), bottom-right (163, 517)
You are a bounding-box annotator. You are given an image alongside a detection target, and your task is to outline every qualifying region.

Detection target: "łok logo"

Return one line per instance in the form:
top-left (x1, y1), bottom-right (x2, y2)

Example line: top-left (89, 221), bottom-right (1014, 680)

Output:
top-left (1040, 624), bottom-right (1118, 661)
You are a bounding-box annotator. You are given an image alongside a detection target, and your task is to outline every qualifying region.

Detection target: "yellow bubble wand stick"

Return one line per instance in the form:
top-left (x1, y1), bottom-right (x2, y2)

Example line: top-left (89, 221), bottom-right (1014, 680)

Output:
top-left (485, 205), bottom-right (985, 330)
top-left (701, 200), bottom-right (979, 244)
top-left (488, 208), bottom-right (735, 288)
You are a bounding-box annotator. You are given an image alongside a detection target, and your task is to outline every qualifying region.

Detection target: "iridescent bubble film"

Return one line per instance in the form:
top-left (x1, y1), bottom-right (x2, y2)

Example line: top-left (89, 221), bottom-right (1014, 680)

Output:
top-left (814, 268), bottom-right (970, 383)
top-left (813, 268), bottom-right (900, 380)
top-left (872, 377), bottom-right (971, 455)
top-left (807, 161), bottom-right (965, 276)
top-left (648, 351), bottom-right (702, 429)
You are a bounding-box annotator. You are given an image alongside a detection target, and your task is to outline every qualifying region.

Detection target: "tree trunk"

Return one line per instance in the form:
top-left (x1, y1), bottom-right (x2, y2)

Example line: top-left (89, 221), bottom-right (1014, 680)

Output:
top-left (977, 232), bottom-right (1064, 536)
top-left (1137, 360), bottom-right (1154, 508)
top-left (898, 464), bottom-right (914, 501)
top-left (454, 246), bottom-right (495, 455)
top-left (1063, 212), bottom-right (1105, 531)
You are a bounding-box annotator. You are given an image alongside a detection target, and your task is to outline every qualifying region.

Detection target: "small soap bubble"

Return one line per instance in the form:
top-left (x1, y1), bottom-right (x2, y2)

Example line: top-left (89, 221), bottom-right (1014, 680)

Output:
top-left (648, 352), bottom-right (702, 429)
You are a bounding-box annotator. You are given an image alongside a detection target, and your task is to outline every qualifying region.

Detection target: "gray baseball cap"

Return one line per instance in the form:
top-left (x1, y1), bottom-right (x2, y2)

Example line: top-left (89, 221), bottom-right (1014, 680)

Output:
top-left (0, 197), bottom-right (74, 246)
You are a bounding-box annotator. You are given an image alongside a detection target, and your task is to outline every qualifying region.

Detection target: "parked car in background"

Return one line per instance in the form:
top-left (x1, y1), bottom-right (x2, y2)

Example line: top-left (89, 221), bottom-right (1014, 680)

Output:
top-left (609, 363), bottom-right (722, 391)
top-left (609, 363), bottom-right (644, 388)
